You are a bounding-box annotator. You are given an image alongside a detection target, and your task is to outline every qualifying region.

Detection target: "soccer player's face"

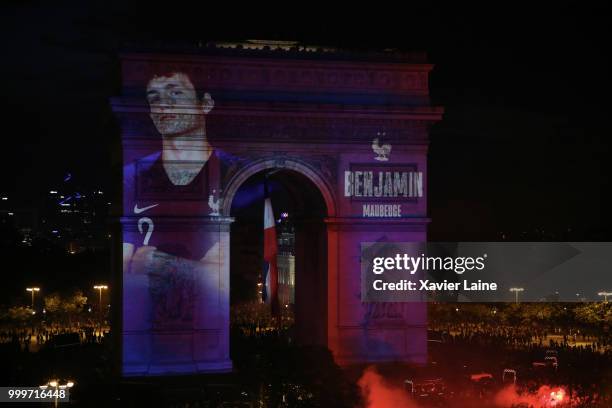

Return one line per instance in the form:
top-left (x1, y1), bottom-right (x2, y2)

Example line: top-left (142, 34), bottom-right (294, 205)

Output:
top-left (146, 73), bottom-right (203, 136)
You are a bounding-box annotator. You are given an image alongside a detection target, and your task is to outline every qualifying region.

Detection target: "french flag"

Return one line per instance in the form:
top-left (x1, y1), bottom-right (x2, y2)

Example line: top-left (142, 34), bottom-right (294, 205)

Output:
top-left (263, 196), bottom-right (280, 315)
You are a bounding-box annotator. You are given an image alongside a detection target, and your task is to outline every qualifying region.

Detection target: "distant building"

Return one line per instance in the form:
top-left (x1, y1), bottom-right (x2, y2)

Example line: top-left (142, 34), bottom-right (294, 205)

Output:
top-left (0, 195), bottom-right (18, 246)
top-left (277, 217), bottom-right (295, 305)
top-left (37, 174), bottom-right (111, 253)
top-left (278, 253), bottom-right (295, 305)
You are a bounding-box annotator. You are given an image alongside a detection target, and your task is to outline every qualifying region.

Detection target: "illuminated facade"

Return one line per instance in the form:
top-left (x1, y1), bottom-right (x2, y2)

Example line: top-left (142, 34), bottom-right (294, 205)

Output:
top-left (42, 185), bottom-right (110, 253)
top-left (277, 217), bottom-right (295, 306)
top-left (113, 42), bottom-right (442, 376)
top-left (277, 253), bottom-right (295, 306)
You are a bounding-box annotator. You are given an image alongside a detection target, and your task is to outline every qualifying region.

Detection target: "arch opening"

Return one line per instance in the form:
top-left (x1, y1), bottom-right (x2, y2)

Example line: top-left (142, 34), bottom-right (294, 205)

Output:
top-left (228, 168), bottom-right (329, 365)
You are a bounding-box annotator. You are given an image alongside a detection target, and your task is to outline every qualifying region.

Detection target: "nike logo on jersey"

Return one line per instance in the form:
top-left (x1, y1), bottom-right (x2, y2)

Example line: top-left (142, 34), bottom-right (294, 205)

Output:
top-left (133, 203), bottom-right (159, 214)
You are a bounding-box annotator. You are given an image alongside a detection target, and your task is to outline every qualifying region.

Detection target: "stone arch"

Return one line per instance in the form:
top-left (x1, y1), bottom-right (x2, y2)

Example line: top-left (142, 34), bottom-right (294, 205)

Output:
top-left (221, 157), bottom-right (337, 217)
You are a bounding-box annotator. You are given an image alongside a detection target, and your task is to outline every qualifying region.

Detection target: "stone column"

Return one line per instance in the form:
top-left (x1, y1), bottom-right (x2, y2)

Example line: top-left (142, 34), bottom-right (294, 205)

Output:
top-left (325, 217), bottom-right (428, 366)
top-left (121, 216), bottom-right (233, 375)
top-left (294, 218), bottom-right (328, 347)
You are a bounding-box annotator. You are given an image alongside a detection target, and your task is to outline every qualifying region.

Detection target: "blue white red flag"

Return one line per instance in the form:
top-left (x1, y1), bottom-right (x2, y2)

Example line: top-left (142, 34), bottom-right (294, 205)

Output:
top-left (263, 196), bottom-right (279, 315)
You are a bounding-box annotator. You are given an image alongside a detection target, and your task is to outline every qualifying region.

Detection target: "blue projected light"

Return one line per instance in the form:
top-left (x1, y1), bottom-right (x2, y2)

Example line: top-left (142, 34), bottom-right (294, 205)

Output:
top-left (58, 196), bottom-right (73, 205)
top-left (231, 180), bottom-right (282, 211)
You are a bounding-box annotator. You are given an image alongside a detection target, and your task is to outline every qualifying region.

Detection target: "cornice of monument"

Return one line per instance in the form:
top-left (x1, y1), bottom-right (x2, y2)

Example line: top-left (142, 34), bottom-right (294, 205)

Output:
top-left (120, 39), bottom-right (429, 64)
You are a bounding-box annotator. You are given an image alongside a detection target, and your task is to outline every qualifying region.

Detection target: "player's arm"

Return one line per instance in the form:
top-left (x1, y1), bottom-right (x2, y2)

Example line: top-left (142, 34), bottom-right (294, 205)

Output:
top-left (122, 242), bottom-right (135, 273)
top-left (129, 244), bottom-right (218, 278)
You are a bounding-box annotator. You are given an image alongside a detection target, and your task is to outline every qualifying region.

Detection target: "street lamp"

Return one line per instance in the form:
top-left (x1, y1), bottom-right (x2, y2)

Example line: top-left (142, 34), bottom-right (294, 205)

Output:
top-left (93, 285), bottom-right (108, 312)
top-left (26, 287), bottom-right (40, 310)
top-left (509, 287), bottom-right (524, 304)
top-left (598, 291), bottom-right (612, 302)
top-left (40, 379), bottom-right (74, 408)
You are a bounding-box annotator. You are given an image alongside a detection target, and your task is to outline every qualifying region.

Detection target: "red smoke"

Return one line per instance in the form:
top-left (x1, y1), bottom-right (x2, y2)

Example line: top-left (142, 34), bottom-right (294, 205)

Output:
top-left (357, 366), bottom-right (421, 408)
top-left (357, 366), bottom-right (570, 407)
top-left (494, 384), bottom-right (567, 407)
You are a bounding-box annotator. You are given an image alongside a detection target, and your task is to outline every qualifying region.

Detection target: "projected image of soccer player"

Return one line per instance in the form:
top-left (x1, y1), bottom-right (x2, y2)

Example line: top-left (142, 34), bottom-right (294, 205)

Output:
top-left (146, 72), bottom-right (215, 185)
top-left (122, 72), bottom-right (226, 373)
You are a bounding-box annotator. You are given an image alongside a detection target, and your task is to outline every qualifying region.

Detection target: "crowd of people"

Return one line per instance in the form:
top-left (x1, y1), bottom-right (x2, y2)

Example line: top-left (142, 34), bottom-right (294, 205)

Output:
top-left (0, 323), bottom-right (109, 352)
top-left (1, 305), bottom-right (610, 406)
top-left (430, 321), bottom-right (611, 351)
top-left (427, 322), bottom-right (612, 406)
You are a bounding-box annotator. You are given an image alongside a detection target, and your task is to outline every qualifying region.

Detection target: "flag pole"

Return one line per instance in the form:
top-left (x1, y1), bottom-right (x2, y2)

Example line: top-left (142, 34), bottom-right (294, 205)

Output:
top-left (263, 172), bottom-right (282, 332)
top-left (263, 174), bottom-right (269, 307)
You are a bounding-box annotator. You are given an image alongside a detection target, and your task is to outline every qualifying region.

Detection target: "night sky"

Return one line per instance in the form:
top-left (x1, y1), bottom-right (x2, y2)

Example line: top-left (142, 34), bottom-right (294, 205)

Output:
top-left (2, 2), bottom-right (610, 240)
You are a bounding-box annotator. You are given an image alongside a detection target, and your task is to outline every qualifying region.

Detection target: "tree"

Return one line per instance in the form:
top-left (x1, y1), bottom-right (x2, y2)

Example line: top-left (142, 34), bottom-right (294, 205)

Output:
top-left (62, 290), bottom-right (88, 315)
top-left (43, 291), bottom-right (88, 325)
top-left (500, 303), bottom-right (523, 326)
top-left (44, 293), bottom-right (61, 314)
top-left (514, 303), bottom-right (555, 325)
top-left (61, 290), bottom-right (88, 325)
top-left (7, 306), bottom-right (33, 322)
top-left (574, 302), bottom-right (612, 327)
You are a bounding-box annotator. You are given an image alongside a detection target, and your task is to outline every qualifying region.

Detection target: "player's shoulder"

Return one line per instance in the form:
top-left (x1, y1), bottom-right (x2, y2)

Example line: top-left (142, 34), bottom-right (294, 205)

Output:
top-left (123, 151), bottom-right (162, 180)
